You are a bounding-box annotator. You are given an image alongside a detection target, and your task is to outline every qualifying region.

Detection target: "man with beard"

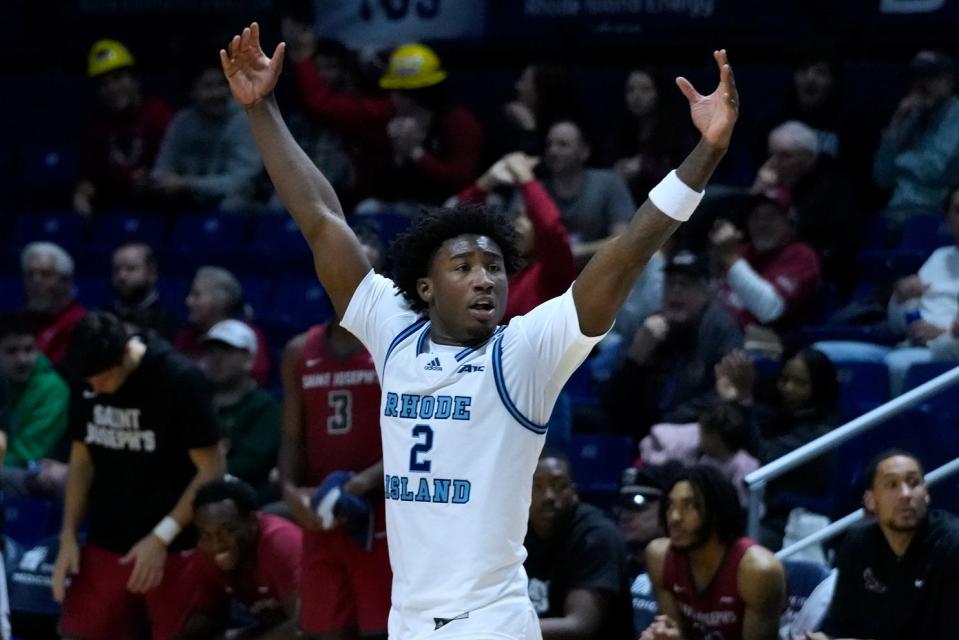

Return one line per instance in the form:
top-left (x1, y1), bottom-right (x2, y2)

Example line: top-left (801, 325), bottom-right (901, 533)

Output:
top-left (808, 450), bottom-right (959, 640)
top-left (643, 465), bottom-right (784, 640)
top-left (525, 451), bottom-right (633, 639)
top-left (109, 243), bottom-right (177, 340)
top-left (604, 251), bottom-right (743, 437)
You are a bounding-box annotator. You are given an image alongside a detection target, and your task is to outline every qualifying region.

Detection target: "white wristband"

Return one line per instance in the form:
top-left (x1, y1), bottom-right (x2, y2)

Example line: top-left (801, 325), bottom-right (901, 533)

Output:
top-left (648, 170), bottom-right (704, 222)
top-left (152, 516), bottom-right (181, 546)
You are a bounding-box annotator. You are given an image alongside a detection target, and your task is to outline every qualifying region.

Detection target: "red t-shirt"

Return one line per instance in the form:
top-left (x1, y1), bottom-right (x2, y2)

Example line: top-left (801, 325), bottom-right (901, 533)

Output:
top-left (722, 242), bottom-right (821, 329)
top-left (33, 299), bottom-right (87, 366)
top-left (458, 180), bottom-right (575, 321)
top-left (662, 537), bottom-right (756, 640)
top-left (298, 323), bottom-right (384, 526)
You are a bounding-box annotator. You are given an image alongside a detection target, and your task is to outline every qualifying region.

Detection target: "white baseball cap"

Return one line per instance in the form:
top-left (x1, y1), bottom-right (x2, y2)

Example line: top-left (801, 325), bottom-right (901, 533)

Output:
top-left (203, 319), bottom-right (257, 355)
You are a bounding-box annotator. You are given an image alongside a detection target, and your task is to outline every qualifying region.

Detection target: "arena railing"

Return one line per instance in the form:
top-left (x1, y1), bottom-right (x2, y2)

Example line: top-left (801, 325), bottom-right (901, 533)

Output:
top-left (773, 455), bottom-right (959, 559)
top-left (744, 364), bottom-right (959, 541)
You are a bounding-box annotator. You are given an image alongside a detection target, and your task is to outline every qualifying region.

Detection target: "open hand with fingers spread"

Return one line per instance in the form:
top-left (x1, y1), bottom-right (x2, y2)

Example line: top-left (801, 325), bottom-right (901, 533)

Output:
top-left (219, 22), bottom-right (286, 109)
top-left (676, 50), bottom-right (739, 150)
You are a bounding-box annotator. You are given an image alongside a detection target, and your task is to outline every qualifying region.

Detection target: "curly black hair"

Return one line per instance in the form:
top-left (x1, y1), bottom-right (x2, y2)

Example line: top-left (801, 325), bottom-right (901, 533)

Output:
top-left (388, 204), bottom-right (522, 313)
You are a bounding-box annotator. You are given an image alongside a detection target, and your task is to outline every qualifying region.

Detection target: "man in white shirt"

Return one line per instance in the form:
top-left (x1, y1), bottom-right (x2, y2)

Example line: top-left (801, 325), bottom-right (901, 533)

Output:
top-left (220, 22), bottom-right (739, 639)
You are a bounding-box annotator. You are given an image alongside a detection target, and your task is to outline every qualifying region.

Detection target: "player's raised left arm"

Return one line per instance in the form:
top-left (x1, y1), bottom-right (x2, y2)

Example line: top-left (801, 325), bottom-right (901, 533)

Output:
top-left (573, 50), bottom-right (738, 337)
top-left (738, 546), bottom-right (786, 640)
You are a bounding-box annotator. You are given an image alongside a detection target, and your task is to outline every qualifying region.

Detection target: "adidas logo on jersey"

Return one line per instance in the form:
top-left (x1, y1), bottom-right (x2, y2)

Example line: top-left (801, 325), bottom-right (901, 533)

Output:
top-left (424, 357), bottom-right (443, 371)
top-left (456, 364), bottom-right (485, 373)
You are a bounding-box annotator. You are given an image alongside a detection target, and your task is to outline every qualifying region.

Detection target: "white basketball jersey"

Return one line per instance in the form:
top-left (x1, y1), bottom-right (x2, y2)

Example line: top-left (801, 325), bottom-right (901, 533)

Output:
top-left (341, 271), bottom-right (604, 639)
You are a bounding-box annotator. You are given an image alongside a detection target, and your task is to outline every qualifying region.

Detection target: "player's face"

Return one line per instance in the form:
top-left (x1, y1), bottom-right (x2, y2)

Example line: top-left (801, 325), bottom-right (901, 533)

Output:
top-left (665, 481), bottom-right (709, 550)
top-left (23, 254), bottom-right (71, 313)
top-left (747, 203), bottom-right (793, 254)
top-left (777, 355), bottom-right (813, 412)
top-left (85, 363), bottom-right (128, 395)
top-left (865, 455), bottom-right (929, 533)
top-left (112, 246), bottom-right (155, 303)
top-left (625, 70), bottom-right (658, 118)
top-left (0, 334), bottom-right (38, 385)
top-left (530, 457), bottom-right (578, 539)
top-left (947, 190), bottom-right (959, 246)
top-left (195, 499), bottom-right (257, 574)
top-left (419, 234), bottom-right (508, 344)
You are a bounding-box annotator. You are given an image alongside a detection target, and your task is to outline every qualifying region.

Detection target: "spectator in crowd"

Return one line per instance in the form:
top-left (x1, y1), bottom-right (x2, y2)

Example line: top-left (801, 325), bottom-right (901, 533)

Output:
top-left (542, 119), bottom-right (637, 261)
top-left (613, 69), bottom-right (696, 204)
top-left (108, 242), bottom-right (177, 340)
top-left (751, 120), bottom-right (861, 293)
top-left (712, 191), bottom-right (822, 335)
top-left (811, 450), bottom-right (959, 640)
top-left (526, 450), bottom-right (634, 639)
top-left (816, 188), bottom-right (959, 394)
top-left (279, 230), bottom-right (390, 639)
top-left (640, 404), bottom-right (759, 507)
top-left (201, 320), bottom-right (279, 497)
top-left (714, 348), bottom-right (841, 547)
top-left (285, 20), bottom-right (483, 207)
top-left (604, 251), bottom-right (743, 436)
top-left (643, 465), bottom-right (786, 640)
top-left (270, 31), bottom-right (359, 202)
top-left (185, 478), bottom-right (301, 640)
top-left (73, 39), bottom-right (174, 216)
top-left (457, 151), bottom-right (576, 321)
top-left (148, 62), bottom-right (262, 212)
top-left (20, 242), bottom-right (87, 366)
top-left (0, 312), bottom-right (69, 495)
top-left (874, 50), bottom-right (959, 225)
top-left (617, 465), bottom-right (671, 634)
top-left (175, 266), bottom-right (271, 386)
top-left (51, 311), bottom-right (225, 639)
top-left (493, 63), bottom-right (579, 157)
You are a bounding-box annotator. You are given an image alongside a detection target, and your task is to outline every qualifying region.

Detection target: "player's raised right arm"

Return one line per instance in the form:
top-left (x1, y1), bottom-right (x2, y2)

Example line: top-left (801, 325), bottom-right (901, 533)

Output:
top-left (221, 22), bottom-right (371, 317)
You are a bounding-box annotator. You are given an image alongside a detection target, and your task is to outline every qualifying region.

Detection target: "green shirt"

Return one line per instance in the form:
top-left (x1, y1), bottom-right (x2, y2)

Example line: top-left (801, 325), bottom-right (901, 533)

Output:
top-left (216, 387), bottom-right (280, 490)
top-left (4, 354), bottom-right (69, 468)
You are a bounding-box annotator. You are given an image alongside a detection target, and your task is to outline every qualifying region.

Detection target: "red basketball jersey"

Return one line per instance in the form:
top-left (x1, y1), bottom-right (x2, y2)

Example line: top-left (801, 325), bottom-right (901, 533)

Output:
top-left (662, 537), bottom-right (756, 640)
top-left (298, 324), bottom-right (383, 487)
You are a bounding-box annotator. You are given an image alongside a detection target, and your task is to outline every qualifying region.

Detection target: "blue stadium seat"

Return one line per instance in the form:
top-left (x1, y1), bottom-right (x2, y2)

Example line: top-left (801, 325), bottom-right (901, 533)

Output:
top-left (3, 497), bottom-right (54, 547)
top-left (156, 276), bottom-right (192, 321)
top-left (563, 360), bottom-right (600, 409)
top-left (164, 214), bottom-right (249, 275)
top-left (18, 144), bottom-right (77, 190)
top-left (831, 360), bottom-right (890, 421)
top-left (74, 275), bottom-right (111, 309)
top-left (6, 535), bottom-right (63, 617)
top-left (250, 216), bottom-right (311, 257)
top-left (0, 275), bottom-right (23, 311)
top-left (902, 361), bottom-right (959, 413)
top-left (855, 249), bottom-right (927, 287)
top-left (781, 561), bottom-right (832, 634)
top-left (352, 210), bottom-right (413, 247)
top-left (899, 213), bottom-right (951, 252)
top-left (90, 212), bottom-right (168, 254)
top-left (238, 276), bottom-right (274, 318)
top-left (270, 278), bottom-right (335, 328)
top-left (14, 211), bottom-right (85, 254)
top-left (568, 434), bottom-right (634, 504)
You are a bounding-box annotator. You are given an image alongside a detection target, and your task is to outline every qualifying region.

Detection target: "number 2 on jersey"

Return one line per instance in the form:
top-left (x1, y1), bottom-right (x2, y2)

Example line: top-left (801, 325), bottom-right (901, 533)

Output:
top-left (409, 424), bottom-right (433, 472)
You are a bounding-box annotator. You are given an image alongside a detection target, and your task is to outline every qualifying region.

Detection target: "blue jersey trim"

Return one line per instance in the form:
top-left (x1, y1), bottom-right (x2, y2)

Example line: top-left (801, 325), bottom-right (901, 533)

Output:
top-left (415, 322), bottom-right (432, 356)
top-left (492, 335), bottom-right (548, 435)
top-left (454, 325), bottom-right (506, 362)
top-left (384, 318), bottom-right (429, 370)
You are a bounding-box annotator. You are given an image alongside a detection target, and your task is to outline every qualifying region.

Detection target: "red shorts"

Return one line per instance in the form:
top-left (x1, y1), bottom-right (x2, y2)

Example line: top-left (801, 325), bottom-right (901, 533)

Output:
top-left (300, 527), bottom-right (392, 634)
top-left (60, 544), bottom-right (220, 640)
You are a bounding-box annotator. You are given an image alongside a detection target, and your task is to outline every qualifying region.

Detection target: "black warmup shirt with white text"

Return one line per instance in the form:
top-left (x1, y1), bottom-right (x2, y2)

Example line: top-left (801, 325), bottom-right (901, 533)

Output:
top-left (68, 338), bottom-right (220, 552)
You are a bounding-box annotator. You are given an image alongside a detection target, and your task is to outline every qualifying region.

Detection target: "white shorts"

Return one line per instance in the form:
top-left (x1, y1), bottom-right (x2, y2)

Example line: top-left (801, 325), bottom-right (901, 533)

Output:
top-left (389, 597), bottom-right (542, 640)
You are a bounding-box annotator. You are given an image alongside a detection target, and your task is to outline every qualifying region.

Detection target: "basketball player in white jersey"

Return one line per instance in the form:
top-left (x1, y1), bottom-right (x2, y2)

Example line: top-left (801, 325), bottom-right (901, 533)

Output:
top-left (220, 23), bottom-right (739, 640)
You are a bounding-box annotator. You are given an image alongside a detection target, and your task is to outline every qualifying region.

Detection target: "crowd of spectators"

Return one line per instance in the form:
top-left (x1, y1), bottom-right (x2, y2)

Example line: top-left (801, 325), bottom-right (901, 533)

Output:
top-left (2, 16), bottom-right (959, 640)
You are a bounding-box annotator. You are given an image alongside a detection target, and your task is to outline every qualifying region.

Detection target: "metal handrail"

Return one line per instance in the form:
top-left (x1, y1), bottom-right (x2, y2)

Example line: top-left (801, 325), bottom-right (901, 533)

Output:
top-left (745, 364), bottom-right (959, 538)
top-left (776, 455), bottom-right (959, 559)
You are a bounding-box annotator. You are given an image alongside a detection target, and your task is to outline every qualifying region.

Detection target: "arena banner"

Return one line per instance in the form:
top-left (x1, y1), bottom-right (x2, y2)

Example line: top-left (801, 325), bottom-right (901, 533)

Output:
top-left (313, 0), bottom-right (486, 47)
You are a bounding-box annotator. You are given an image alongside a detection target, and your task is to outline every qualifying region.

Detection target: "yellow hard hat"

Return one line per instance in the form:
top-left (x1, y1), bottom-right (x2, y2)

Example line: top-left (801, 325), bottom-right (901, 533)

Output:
top-left (379, 43), bottom-right (447, 90)
top-left (87, 39), bottom-right (135, 78)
